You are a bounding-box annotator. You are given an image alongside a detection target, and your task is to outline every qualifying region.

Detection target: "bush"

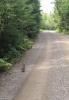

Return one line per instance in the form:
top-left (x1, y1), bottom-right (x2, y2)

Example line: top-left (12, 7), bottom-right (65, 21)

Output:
top-left (4, 38), bottom-right (33, 63)
top-left (4, 48), bottom-right (22, 63)
top-left (0, 59), bottom-right (12, 72)
top-left (21, 38), bottom-right (33, 50)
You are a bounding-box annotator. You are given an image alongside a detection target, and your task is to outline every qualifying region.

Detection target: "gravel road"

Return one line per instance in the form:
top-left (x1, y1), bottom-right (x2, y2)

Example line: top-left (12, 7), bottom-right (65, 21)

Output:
top-left (0, 31), bottom-right (69, 100)
top-left (14, 31), bottom-right (69, 100)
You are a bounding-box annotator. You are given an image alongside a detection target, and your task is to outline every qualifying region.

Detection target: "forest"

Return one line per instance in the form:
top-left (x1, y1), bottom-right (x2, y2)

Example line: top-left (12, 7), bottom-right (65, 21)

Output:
top-left (41, 0), bottom-right (69, 32)
top-left (54, 0), bottom-right (69, 32)
top-left (0, 0), bottom-right (69, 72)
top-left (0, 0), bottom-right (40, 71)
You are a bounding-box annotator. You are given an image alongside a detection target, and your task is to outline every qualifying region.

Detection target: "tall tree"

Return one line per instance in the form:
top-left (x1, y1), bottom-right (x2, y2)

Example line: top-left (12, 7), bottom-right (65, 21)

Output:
top-left (0, 0), bottom-right (40, 58)
top-left (54, 0), bottom-right (69, 32)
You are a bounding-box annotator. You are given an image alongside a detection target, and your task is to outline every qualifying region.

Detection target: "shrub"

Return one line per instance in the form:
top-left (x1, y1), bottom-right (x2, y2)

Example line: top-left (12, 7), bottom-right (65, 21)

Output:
top-left (0, 59), bottom-right (12, 72)
top-left (21, 38), bottom-right (33, 50)
top-left (4, 48), bottom-right (21, 63)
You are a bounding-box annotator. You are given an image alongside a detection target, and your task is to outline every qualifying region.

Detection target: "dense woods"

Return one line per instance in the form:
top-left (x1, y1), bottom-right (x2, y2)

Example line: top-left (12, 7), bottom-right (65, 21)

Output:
top-left (40, 0), bottom-right (69, 33)
top-left (0, 0), bottom-right (69, 72)
top-left (54, 0), bottom-right (69, 32)
top-left (0, 0), bottom-right (40, 71)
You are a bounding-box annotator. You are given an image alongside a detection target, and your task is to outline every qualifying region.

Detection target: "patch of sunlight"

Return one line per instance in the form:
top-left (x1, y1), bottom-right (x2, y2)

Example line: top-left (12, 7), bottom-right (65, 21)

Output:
top-left (36, 65), bottom-right (52, 70)
top-left (65, 56), bottom-right (69, 60)
top-left (55, 40), bottom-right (69, 44)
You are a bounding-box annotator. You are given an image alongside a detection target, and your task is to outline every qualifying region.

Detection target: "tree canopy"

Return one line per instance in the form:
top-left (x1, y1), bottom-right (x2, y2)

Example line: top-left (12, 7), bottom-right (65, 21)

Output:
top-left (54, 0), bottom-right (69, 32)
top-left (0, 0), bottom-right (40, 59)
top-left (40, 12), bottom-right (56, 30)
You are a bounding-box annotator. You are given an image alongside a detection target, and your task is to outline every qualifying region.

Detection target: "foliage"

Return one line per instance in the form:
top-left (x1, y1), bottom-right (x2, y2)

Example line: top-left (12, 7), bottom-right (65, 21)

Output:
top-left (0, 59), bottom-right (12, 72)
top-left (4, 38), bottom-right (33, 63)
top-left (54, 0), bottom-right (69, 32)
top-left (0, 0), bottom-right (40, 62)
top-left (4, 48), bottom-right (22, 63)
top-left (20, 38), bottom-right (33, 50)
top-left (40, 12), bottom-right (56, 30)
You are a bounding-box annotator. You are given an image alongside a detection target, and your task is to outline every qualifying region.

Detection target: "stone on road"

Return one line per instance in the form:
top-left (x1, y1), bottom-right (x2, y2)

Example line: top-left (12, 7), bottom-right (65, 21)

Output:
top-left (14, 31), bottom-right (69, 100)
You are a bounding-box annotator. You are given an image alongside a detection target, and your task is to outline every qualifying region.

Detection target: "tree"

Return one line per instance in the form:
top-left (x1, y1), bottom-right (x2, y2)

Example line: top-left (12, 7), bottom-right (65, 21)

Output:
top-left (54, 0), bottom-right (69, 32)
top-left (40, 12), bottom-right (56, 30)
top-left (0, 0), bottom-right (40, 58)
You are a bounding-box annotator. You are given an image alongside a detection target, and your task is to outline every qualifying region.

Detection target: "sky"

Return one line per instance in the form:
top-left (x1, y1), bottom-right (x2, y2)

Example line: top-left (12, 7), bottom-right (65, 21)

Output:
top-left (40, 0), bottom-right (55, 14)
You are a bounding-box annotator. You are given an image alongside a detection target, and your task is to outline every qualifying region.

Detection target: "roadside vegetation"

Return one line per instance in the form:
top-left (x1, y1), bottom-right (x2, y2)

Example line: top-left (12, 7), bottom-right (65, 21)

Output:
top-left (54, 0), bottom-right (69, 33)
top-left (0, 0), bottom-right (69, 72)
top-left (41, 0), bottom-right (69, 33)
top-left (0, 0), bottom-right (40, 72)
top-left (40, 12), bottom-right (56, 30)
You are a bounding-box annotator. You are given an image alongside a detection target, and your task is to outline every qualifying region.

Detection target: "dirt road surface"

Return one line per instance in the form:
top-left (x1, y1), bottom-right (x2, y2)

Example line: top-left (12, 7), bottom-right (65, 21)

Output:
top-left (14, 31), bottom-right (69, 100)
